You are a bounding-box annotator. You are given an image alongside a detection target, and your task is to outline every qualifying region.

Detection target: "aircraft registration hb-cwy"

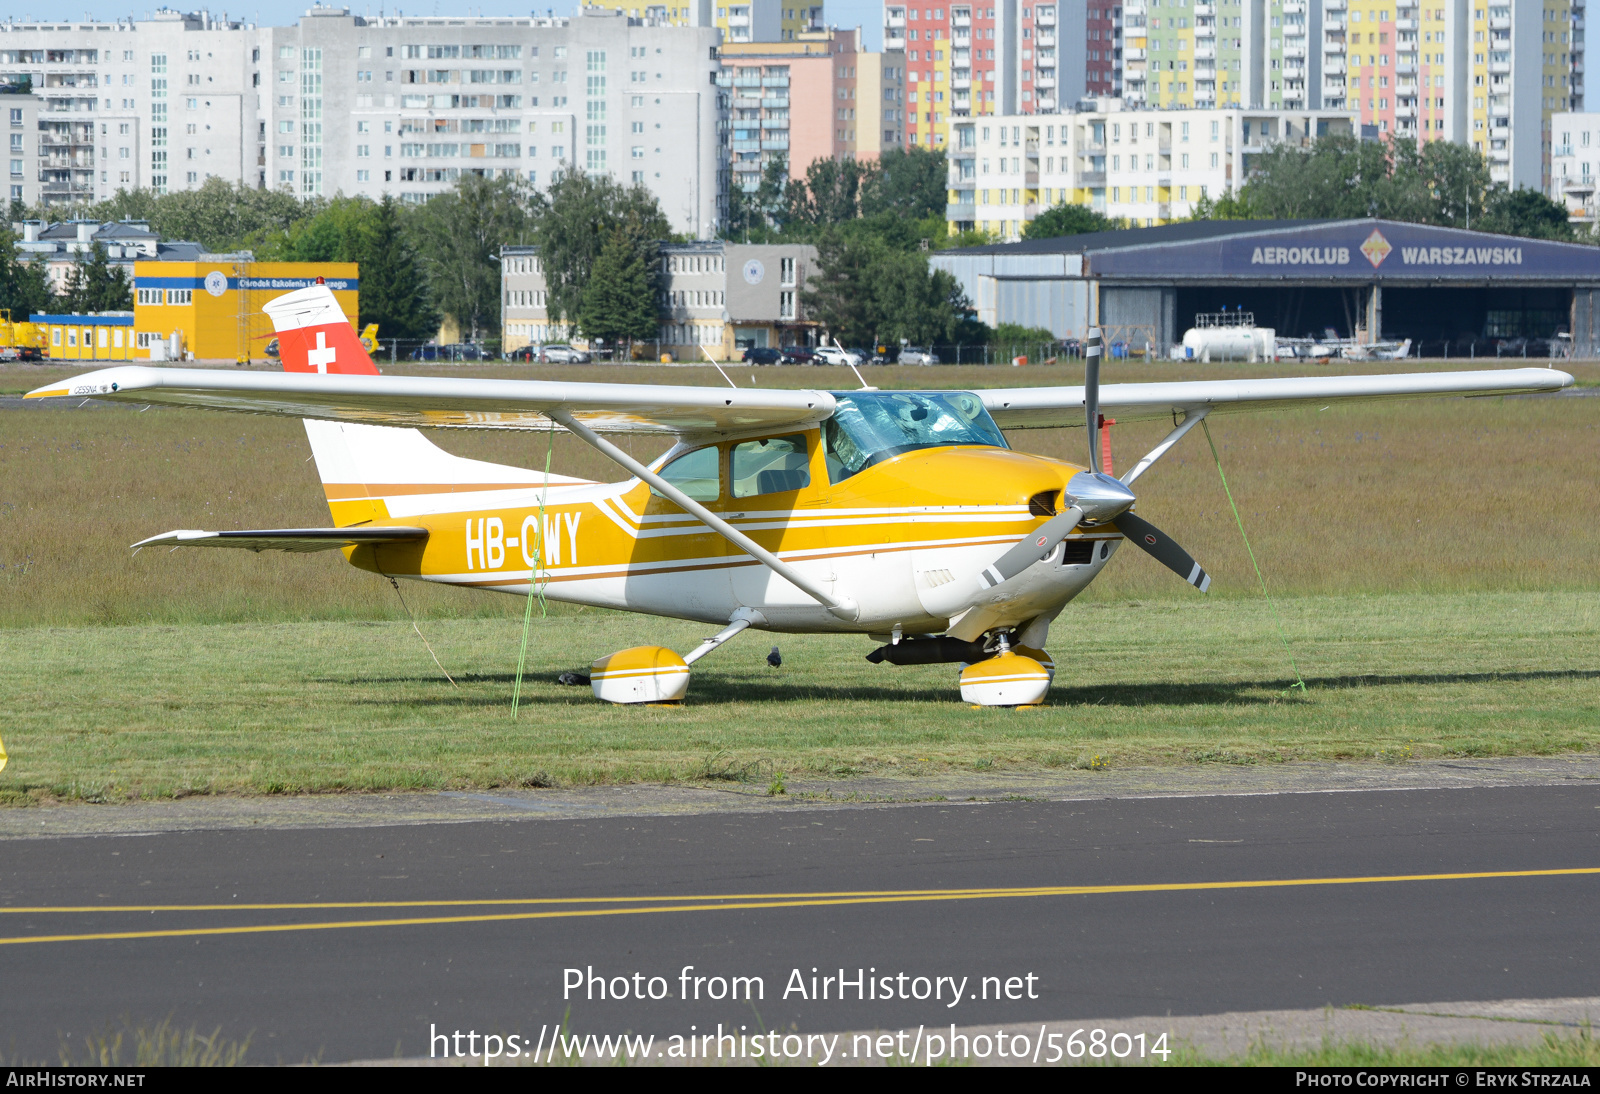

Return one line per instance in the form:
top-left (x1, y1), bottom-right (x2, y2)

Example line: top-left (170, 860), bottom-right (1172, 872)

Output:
top-left (28, 284), bottom-right (1574, 707)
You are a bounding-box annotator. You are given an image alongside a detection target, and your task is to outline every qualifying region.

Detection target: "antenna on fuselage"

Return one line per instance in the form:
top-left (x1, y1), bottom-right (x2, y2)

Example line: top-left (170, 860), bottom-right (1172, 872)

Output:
top-left (836, 339), bottom-right (876, 391)
top-left (699, 344), bottom-right (739, 389)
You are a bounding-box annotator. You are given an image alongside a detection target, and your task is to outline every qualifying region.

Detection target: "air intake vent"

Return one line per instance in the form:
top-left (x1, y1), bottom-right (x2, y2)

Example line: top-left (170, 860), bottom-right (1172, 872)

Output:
top-left (1060, 540), bottom-right (1094, 566)
top-left (1028, 490), bottom-right (1058, 517)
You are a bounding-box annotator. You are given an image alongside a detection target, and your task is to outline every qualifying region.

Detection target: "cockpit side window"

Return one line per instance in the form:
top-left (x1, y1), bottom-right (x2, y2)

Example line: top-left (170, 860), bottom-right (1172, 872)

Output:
top-left (731, 434), bottom-right (811, 498)
top-left (823, 391), bottom-right (1007, 483)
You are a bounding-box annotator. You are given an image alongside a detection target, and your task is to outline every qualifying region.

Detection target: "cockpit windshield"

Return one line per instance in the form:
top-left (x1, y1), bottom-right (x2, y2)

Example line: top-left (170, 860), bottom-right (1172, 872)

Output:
top-left (822, 390), bottom-right (1008, 483)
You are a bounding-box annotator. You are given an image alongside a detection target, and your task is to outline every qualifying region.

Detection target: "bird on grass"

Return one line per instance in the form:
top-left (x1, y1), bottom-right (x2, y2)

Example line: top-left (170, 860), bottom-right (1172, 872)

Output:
top-left (767, 646), bottom-right (782, 668)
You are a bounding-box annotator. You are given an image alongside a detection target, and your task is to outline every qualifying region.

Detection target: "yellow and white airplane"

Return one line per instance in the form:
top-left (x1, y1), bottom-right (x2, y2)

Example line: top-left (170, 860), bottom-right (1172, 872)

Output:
top-left (27, 285), bottom-right (1574, 706)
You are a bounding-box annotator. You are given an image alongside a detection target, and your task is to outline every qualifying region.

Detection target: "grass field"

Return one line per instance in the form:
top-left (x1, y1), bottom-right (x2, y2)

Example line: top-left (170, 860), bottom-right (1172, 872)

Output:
top-left (1, 359), bottom-right (1596, 801)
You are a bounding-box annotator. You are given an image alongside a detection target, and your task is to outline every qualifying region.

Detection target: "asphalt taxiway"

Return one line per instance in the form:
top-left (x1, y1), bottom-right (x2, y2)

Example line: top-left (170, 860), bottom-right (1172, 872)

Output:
top-left (0, 760), bottom-right (1595, 1064)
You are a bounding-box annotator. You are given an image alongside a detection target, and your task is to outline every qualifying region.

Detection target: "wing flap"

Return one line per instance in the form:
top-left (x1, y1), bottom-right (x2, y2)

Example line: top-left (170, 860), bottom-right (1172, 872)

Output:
top-left (132, 527), bottom-right (430, 554)
top-left (27, 366), bottom-right (835, 436)
top-left (979, 368), bottom-right (1575, 429)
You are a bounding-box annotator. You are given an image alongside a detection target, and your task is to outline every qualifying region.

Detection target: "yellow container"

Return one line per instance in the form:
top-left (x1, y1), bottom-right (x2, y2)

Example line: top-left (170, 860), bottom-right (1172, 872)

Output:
top-left (132, 261), bottom-right (359, 362)
top-left (30, 313), bottom-right (136, 361)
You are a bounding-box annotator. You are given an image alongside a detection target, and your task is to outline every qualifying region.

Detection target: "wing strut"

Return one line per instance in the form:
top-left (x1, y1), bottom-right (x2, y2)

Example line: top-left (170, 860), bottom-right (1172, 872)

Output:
top-left (1120, 407), bottom-right (1210, 488)
top-left (546, 411), bottom-right (859, 621)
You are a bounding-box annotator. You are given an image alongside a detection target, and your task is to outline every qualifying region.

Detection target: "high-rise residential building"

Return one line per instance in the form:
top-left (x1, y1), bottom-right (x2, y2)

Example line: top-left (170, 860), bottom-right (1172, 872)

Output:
top-left (1123, 0), bottom-right (1316, 113)
top-left (0, 10), bottom-right (260, 204)
top-left (1086, 2), bottom-right (1119, 98)
top-left (1549, 111), bottom-right (1599, 229)
top-left (578, 0), bottom-right (826, 43)
top-left (0, 10), bottom-right (723, 237)
top-left (3, 92), bottom-right (45, 207)
top-left (883, 3), bottom-right (1087, 149)
top-left (946, 103), bottom-right (1357, 239)
top-left (719, 28), bottom-right (905, 191)
top-left (1321, 1), bottom-right (1583, 191)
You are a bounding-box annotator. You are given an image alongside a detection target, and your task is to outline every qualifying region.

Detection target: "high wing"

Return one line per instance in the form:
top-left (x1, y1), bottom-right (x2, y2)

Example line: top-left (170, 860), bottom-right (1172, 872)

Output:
top-left (979, 367), bottom-right (1573, 429)
top-left (27, 364), bottom-right (1571, 437)
top-left (26, 365), bottom-right (836, 436)
top-left (131, 527), bottom-right (430, 553)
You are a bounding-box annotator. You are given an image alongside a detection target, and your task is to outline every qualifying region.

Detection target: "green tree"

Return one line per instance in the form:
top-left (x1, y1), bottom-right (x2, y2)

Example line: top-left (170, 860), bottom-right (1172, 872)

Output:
top-left (578, 228), bottom-right (659, 354)
top-left (786, 157), bottom-right (868, 226)
top-left (535, 171), bottom-right (667, 335)
top-left (860, 147), bottom-right (948, 220)
top-left (357, 195), bottom-right (437, 340)
top-left (801, 229), bottom-right (973, 347)
top-left (65, 243), bottom-right (131, 312)
top-left (1024, 204), bottom-right (1119, 239)
top-left (1479, 187), bottom-right (1578, 241)
top-left (1189, 188), bottom-right (1256, 220)
top-left (410, 173), bottom-right (537, 341)
top-left (0, 228), bottom-right (52, 320)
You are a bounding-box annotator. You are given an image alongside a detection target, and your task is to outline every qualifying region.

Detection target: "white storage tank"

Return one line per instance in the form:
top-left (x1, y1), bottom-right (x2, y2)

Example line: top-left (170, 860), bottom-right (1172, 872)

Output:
top-left (1180, 311), bottom-right (1277, 362)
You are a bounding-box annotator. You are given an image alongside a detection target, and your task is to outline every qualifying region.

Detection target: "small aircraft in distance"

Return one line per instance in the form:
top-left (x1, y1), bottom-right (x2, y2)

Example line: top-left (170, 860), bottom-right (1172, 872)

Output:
top-left (29, 286), bottom-right (1572, 707)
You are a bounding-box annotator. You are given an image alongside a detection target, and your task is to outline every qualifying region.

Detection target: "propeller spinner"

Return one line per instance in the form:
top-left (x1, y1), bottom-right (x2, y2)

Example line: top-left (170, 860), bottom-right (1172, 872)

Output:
top-left (977, 328), bottom-right (1212, 593)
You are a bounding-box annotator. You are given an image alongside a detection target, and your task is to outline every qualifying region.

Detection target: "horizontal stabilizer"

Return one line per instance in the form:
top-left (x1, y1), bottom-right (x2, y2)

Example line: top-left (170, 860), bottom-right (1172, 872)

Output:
top-left (131, 527), bottom-right (429, 554)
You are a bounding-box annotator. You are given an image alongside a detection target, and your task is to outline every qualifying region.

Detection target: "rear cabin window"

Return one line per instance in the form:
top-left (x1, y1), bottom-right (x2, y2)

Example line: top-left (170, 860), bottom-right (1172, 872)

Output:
top-left (652, 445), bottom-right (720, 502)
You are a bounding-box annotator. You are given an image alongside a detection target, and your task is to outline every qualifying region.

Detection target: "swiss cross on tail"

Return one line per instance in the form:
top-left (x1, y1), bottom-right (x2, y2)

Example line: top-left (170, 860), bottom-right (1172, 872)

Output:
top-left (263, 282), bottom-right (379, 376)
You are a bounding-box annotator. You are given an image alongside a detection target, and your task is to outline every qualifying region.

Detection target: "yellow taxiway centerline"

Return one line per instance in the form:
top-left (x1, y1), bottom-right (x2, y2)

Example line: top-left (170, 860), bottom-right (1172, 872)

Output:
top-left (0, 867), bottom-right (1594, 947)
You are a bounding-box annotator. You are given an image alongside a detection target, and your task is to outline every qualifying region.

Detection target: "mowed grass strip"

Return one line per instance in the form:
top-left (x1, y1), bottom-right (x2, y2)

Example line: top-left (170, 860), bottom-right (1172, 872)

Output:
top-left (2, 361), bottom-right (1596, 800)
top-left (1, 590), bottom-right (1595, 803)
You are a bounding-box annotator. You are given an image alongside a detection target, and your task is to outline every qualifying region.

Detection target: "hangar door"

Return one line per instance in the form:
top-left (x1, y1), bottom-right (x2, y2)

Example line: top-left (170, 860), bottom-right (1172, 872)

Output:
top-left (980, 276), bottom-right (1091, 340)
top-left (1100, 285), bottom-right (1177, 355)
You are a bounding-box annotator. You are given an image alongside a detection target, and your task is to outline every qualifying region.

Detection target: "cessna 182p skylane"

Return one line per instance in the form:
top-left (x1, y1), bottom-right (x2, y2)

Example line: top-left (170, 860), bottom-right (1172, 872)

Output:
top-left (28, 285), bottom-right (1574, 706)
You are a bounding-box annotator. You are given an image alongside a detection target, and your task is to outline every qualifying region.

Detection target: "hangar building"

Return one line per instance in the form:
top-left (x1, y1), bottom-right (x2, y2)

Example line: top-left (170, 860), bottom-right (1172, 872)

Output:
top-left (930, 220), bottom-right (1600, 357)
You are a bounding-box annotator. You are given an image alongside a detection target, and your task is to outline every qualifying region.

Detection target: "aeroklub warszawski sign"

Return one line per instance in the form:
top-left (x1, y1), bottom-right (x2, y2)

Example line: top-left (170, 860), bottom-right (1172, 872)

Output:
top-left (1084, 220), bottom-right (1600, 283)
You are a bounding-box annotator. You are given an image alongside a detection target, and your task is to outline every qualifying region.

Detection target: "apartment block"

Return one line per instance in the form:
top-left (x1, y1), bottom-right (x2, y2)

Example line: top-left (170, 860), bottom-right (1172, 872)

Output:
top-left (1321, 1), bottom-right (1583, 190)
top-left (883, 2), bottom-right (1086, 150)
top-left (1550, 111), bottom-right (1600, 229)
top-left (720, 29), bottom-right (904, 189)
top-left (0, 10), bottom-right (723, 237)
top-left (579, 0), bottom-right (826, 44)
top-left (947, 103), bottom-right (1356, 239)
top-left (3, 91), bottom-right (42, 206)
top-left (1123, 0), bottom-right (1319, 113)
top-left (500, 239), bottom-right (817, 359)
top-left (0, 11), bottom-right (255, 204)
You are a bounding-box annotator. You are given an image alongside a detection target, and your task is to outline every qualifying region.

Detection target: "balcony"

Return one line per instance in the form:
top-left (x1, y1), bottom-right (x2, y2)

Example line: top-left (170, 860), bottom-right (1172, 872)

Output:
top-left (1395, 104), bottom-right (1416, 118)
top-left (1324, 60), bottom-right (1346, 75)
top-left (1490, 61), bottom-right (1511, 74)
top-left (953, 77), bottom-right (971, 89)
top-left (1324, 0), bottom-right (1344, 7)
top-left (1325, 40), bottom-right (1346, 53)
top-left (1123, 47), bottom-right (1146, 61)
top-left (1489, 16), bottom-right (1510, 30)
top-left (1397, 18), bottom-right (1416, 30)
top-left (1284, 44), bottom-right (1306, 59)
top-left (1194, 1), bottom-right (1215, 14)
top-left (1037, 31), bottom-right (1055, 47)
top-left (1396, 60), bottom-right (1416, 75)
top-left (1079, 170), bottom-right (1106, 185)
top-left (953, 13), bottom-right (970, 26)
top-left (946, 202), bottom-right (976, 220)
top-left (1036, 75), bottom-right (1055, 89)
top-left (1195, 43), bottom-right (1216, 59)
top-left (1490, 148), bottom-right (1510, 163)
top-left (1035, 7), bottom-right (1054, 25)
top-left (726, 13), bottom-right (749, 26)
top-left (886, 12), bottom-right (905, 27)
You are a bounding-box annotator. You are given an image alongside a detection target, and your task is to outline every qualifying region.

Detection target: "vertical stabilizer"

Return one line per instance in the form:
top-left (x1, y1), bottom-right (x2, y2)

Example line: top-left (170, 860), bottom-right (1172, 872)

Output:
top-left (264, 283), bottom-right (379, 376)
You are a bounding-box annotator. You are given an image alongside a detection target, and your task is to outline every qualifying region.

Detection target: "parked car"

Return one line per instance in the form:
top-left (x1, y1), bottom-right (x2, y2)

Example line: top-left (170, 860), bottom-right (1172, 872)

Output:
top-left (1058, 338), bottom-right (1083, 358)
top-left (742, 347), bottom-right (785, 365)
top-left (779, 346), bottom-right (816, 364)
top-left (897, 346), bottom-right (939, 365)
top-left (539, 344), bottom-right (591, 364)
top-left (507, 345), bottom-right (538, 362)
top-left (811, 346), bottom-right (864, 366)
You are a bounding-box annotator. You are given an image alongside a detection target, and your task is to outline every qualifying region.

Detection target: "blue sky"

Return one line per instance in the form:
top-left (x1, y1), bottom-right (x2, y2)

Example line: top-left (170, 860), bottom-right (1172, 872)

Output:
top-left (32, 1), bottom-right (882, 49)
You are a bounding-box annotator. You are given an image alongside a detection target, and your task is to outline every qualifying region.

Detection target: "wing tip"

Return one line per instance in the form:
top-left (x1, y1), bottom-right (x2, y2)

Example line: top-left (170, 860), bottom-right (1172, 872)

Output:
top-left (23, 387), bottom-right (70, 400)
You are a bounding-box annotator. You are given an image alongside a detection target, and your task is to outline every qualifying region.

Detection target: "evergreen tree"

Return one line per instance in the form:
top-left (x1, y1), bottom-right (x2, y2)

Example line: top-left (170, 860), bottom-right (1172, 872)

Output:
top-left (0, 228), bottom-right (51, 320)
top-left (354, 195), bottom-right (437, 340)
top-left (577, 227), bottom-right (658, 355)
top-left (535, 171), bottom-right (667, 333)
